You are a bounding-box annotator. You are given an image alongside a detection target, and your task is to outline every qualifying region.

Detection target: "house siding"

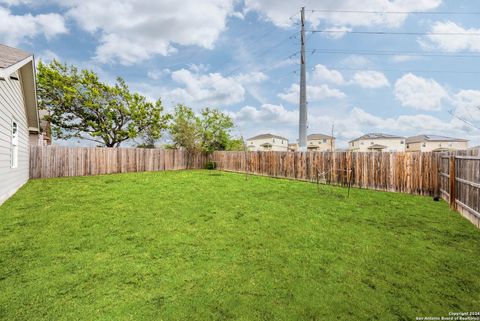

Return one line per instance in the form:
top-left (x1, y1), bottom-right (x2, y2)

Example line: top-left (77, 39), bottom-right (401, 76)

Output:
top-left (307, 138), bottom-right (335, 151)
top-left (407, 141), bottom-right (468, 152)
top-left (349, 138), bottom-right (406, 152)
top-left (0, 77), bottom-right (29, 204)
top-left (247, 137), bottom-right (288, 151)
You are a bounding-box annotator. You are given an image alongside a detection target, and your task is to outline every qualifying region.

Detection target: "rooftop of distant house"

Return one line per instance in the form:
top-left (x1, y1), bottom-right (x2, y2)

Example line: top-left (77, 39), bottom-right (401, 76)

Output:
top-left (349, 133), bottom-right (404, 143)
top-left (406, 134), bottom-right (469, 144)
top-left (247, 133), bottom-right (288, 141)
top-left (307, 133), bottom-right (334, 140)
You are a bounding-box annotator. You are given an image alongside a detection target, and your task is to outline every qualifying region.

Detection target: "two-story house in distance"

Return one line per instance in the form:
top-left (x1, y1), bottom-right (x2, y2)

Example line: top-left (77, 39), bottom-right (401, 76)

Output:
top-left (246, 133), bottom-right (288, 151)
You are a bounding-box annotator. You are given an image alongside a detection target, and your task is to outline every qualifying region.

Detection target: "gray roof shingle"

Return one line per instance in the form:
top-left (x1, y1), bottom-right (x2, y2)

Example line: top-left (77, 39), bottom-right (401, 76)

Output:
top-left (406, 134), bottom-right (468, 143)
top-left (247, 133), bottom-right (288, 141)
top-left (307, 133), bottom-right (334, 140)
top-left (0, 44), bottom-right (31, 69)
top-left (350, 133), bottom-right (403, 142)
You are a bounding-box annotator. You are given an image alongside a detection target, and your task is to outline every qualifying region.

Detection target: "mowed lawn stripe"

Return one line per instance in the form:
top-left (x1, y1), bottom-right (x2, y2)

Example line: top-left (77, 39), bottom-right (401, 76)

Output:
top-left (0, 170), bottom-right (479, 321)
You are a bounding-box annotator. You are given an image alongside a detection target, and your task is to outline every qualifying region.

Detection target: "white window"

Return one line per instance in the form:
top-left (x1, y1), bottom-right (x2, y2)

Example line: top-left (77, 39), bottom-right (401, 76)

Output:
top-left (11, 120), bottom-right (18, 168)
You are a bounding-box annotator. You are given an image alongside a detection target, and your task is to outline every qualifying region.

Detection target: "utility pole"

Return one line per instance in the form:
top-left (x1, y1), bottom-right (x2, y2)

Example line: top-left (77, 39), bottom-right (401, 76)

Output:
top-left (299, 6), bottom-right (307, 151)
top-left (330, 122), bottom-right (334, 151)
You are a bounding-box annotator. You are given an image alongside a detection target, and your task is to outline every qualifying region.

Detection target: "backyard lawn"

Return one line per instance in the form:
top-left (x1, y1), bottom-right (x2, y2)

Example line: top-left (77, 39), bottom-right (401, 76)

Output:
top-left (0, 170), bottom-right (479, 321)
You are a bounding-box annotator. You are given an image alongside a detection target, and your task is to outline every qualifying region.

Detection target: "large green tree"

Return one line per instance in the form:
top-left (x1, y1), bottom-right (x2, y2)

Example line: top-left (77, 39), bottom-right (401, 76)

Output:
top-left (169, 105), bottom-right (235, 154)
top-left (198, 107), bottom-right (234, 154)
top-left (37, 60), bottom-right (168, 147)
top-left (169, 104), bottom-right (200, 153)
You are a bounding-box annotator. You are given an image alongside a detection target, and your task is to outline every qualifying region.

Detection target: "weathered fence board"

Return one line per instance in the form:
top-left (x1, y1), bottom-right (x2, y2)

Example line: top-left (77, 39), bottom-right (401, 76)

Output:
top-left (212, 151), bottom-right (441, 196)
top-left (439, 150), bottom-right (480, 227)
top-left (29, 146), bottom-right (206, 179)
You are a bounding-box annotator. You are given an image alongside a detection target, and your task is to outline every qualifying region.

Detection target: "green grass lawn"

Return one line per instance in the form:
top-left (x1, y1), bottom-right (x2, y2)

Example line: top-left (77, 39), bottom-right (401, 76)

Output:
top-left (0, 170), bottom-right (479, 321)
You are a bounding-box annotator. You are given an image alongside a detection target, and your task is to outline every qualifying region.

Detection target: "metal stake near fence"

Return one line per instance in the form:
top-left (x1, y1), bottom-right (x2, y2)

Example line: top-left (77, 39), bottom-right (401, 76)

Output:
top-left (315, 167), bottom-right (354, 198)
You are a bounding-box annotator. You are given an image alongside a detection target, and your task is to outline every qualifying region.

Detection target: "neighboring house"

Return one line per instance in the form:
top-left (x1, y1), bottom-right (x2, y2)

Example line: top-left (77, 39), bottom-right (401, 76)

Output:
top-left (246, 133), bottom-right (288, 151)
top-left (468, 145), bottom-right (480, 151)
top-left (406, 135), bottom-right (468, 152)
top-left (288, 143), bottom-right (298, 152)
top-left (0, 44), bottom-right (40, 204)
top-left (307, 133), bottom-right (335, 151)
top-left (349, 133), bottom-right (406, 152)
top-left (29, 109), bottom-right (51, 146)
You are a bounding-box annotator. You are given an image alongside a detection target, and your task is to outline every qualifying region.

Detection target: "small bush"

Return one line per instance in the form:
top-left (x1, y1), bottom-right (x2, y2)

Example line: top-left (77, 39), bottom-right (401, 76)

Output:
top-left (205, 161), bottom-right (217, 170)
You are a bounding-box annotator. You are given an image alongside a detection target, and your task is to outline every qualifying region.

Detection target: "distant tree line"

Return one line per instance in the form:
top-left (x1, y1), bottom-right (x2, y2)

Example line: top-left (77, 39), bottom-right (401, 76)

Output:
top-left (37, 60), bottom-right (245, 154)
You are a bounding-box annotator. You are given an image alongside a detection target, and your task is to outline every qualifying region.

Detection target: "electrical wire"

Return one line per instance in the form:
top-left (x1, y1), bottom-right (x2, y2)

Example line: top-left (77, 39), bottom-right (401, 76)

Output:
top-left (307, 30), bottom-right (480, 36)
top-left (305, 49), bottom-right (480, 58)
top-left (448, 110), bottom-right (480, 130)
top-left (309, 9), bottom-right (480, 15)
top-left (311, 66), bottom-right (480, 75)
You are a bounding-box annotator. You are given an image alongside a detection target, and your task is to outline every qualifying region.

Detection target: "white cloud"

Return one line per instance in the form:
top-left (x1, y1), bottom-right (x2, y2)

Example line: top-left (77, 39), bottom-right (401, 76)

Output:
top-left (327, 107), bottom-right (478, 147)
top-left (162, 69), bottom-right (267, 107)
top-left (169, 69), bottom-right (244, 106)
top-left (279, 83), bottom-right (346, 104)
top-left (234, 104), bottom-right (297, 124)
top-left (36, 50), bottom-right (60, 64)
top-left (0, 7), bottom-right (67, 46)
top-left (147, 68), bottom-right (171, 81)
top-left (234, 71), bottom-right (268, 84)
top-left (350, 71), bottom-right (389, 88)
top-left (319, 26), bottom-right (352, 39)
top-left (394, 73), bottom-right (449, 111)
top-left (50, 0), bottom-right (236, 65)
top-left (390, 55), bottom-right (422, 63)
top-left (339, 55), bottom-right (371, 68)
top-left (313, 64), bottom-right (345, 85)
top-left (226, 101), bottom-right (480, 147)
top-left (421, 21), bottom-right (480, 52)
top-left (312, 65), bottom-right (388, 89)
top-left (244, 0), bottom-right (441, 29)
top-left (451, 90), bottom-right (480, 132)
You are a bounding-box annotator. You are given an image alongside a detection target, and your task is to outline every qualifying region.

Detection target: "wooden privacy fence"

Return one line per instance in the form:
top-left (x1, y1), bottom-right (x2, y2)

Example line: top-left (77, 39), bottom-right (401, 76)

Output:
top-left (439, 152), bottom-right (480, 228)
top-left (29, 146), bottom-right (206, 179)
top-left (212, 151), bottom-right (440, 196)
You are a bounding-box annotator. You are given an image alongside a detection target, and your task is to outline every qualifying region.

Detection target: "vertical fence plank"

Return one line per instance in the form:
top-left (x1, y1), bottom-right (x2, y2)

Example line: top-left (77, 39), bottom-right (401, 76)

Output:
top-left (29, 147), bottom-right (206, 179)
top-left (211, 150), bottom-right (450, 197)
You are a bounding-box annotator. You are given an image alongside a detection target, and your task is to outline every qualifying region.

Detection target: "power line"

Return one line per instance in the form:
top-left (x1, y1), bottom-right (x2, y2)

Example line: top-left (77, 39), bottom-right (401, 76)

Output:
top-left (313, 66), bottom-right (480, 75)
top-left (309, 9), bottom-right (480, 15)
top-left (307, 30), bottom-right (480, 36)
top-left (222, 32), bottom-right (298, 77)
top-left (448, 110), bottom-right (480, 130)
top-left (306, 49), bottom-right (480, 58)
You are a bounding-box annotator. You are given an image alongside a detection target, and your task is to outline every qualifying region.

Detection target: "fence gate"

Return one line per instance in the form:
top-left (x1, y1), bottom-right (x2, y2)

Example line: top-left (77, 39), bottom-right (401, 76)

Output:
top-left (439, 154), bottom-right (480, 228)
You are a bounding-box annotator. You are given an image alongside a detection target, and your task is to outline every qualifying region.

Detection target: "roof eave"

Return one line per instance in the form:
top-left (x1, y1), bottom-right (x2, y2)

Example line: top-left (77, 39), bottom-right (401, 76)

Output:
top-left (0, 55), bottom-right (33, 78)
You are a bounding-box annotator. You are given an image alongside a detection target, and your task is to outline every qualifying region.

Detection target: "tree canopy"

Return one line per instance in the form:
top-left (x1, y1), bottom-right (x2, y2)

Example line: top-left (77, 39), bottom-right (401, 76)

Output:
top-left (37, 60), bottom-right (168, 147)
top-left (169, 105), bottom-right (235, 154)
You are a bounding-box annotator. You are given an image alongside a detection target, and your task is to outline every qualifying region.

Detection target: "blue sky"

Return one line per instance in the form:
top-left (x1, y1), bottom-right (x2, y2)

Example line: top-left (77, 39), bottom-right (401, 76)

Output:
top-left (1, 0), bottom-right (480, 147)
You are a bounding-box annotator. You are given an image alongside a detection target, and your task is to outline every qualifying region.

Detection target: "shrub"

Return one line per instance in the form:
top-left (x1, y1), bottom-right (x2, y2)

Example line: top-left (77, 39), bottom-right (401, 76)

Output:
top-left (205, 161), bottom-right (217, 170)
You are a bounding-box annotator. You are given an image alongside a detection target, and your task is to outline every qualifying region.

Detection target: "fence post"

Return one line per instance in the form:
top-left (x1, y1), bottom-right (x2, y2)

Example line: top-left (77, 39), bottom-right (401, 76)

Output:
top-left (449, 155), bottom-right (456, 210)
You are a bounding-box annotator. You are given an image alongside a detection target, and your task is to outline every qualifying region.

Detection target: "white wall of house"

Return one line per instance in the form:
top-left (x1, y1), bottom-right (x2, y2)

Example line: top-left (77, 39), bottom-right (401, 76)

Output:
top-left (307, 138), bottom-right (335, 151)
top-left (349, 138), bottom-right (406, 152)
top-left (247, 137), bottom-right (288, 151)
top-left (406, 141), bottom-right (468, 152)
top-left (0, 76), bottom-right (29, 204)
